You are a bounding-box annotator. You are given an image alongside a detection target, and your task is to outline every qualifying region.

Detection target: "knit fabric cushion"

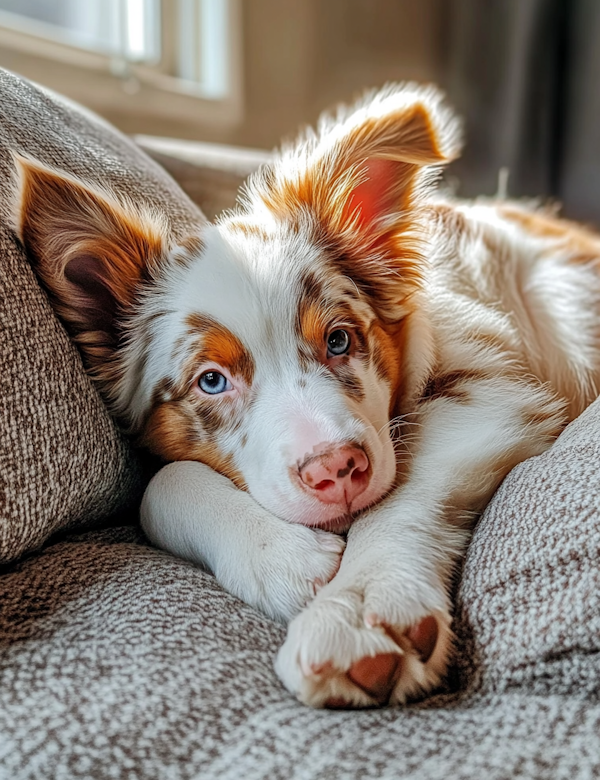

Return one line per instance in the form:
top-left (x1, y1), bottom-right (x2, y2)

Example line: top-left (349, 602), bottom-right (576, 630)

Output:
top-left (1, 522), bottom-right (599, 780)
top-left (0, 69), bottom-right (205, 563)
top-left (455, 395), bottom-right (600, 696)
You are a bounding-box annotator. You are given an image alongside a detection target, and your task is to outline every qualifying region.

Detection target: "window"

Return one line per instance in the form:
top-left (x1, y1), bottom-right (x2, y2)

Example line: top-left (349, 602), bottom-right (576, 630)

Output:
top-left (0, 0), bottom-right (160, 62)
top-left (0, 0), bottom-right (241, 133)
top-left (178, 0), bottom-right (228, 98)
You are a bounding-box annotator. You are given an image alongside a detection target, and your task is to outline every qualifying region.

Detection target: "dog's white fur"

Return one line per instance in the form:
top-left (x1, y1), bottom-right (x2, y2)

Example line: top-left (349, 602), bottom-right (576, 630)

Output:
top-left (13, 84), bottom-right (600, 708)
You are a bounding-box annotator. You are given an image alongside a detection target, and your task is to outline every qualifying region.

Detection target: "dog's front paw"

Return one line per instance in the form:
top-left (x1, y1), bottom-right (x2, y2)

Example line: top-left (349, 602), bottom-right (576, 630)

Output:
top-left (249, 524), bottom-right (345, 623)
top-left (274, 576), bottom-right (452, 708)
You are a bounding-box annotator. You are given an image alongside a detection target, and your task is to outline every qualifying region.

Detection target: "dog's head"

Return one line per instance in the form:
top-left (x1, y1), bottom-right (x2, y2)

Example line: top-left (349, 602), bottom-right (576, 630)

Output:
top-left (13, 84), bottom-right (460, 532)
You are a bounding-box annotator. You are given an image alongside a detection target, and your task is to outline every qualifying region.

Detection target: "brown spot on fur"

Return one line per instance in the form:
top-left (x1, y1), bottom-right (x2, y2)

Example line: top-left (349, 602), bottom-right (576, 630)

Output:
top-left (467, 329), bottom-right (514, 355)
top-left (522, 406), bottom-right (568, 434)
top-left (422, 370), bottom-right (487, 404)
top-left (175, 234), bottom-right (204, 265)
top-left (368, 316), bottom-right (410, 417)
top-left (327, 242), bottom-right (424, 323)
top-left (228, 220), bottom-right (270, 241)
top-left (196, 402), bottom-right (229, 438)
top-left (295, 270), bottom-right (325, 341)
top-left (333, 363), bottom-right (365, 401)
top-left (186, 313), bottom-right (254, 384)
top-left (153, 375), bottom-right (178, 403)
top-left (500, 205), bottom-right (600, 263)
top-left (141, 400), bottom-right (246, 489)
top-left (298, 299), bottom-right (325, 346)
top-left (369, 320), bottom-right (402, 386)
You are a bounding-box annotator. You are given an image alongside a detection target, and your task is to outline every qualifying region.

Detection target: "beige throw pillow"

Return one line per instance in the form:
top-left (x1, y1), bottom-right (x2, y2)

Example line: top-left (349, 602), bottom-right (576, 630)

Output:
top-left (0, 69), bottom-right (205, 562)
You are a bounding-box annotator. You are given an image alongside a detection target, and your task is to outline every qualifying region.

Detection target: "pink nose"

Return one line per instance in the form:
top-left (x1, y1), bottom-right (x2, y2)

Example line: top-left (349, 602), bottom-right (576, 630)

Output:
top-left (298, 444), bottom-right (370, 506)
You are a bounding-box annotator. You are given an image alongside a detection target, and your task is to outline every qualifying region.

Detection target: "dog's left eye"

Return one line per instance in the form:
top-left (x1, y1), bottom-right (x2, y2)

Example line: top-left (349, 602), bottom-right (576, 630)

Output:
top-left (327, 329), bottom-right (351, 356)
top-left (198, 371), bottom-right (231, 394)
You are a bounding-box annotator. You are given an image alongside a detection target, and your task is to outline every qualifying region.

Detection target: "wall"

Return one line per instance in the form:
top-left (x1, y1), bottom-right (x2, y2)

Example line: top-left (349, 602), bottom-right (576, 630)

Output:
top-left (0, 0), bottom-right (446, 149)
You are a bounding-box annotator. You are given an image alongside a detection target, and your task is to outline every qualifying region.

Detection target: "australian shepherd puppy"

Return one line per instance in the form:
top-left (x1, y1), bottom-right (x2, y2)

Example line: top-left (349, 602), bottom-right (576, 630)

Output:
top-left (12, 84), bottom-right (600, 709)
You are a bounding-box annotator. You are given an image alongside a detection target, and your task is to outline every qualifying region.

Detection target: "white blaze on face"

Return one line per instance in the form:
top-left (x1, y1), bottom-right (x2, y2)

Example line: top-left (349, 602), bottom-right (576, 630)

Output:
top-left (237, 366), bottom-right (397, 531)
top-left (141, 221), bottom-right (398, 530)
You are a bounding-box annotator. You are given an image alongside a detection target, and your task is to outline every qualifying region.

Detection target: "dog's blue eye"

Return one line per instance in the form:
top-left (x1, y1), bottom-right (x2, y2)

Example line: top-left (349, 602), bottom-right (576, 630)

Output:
top-left (327, 329), bottom-right (351, 356)
top-left (198, 371), bottom-right (230, 394)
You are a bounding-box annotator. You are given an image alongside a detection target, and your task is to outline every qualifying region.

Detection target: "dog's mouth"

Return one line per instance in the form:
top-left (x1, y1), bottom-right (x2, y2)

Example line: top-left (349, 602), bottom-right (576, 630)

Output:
top-left (304, 512), bottom-right (355, 535)
top-left (289, 481), bottom-right (378, 534)
top-left (297, 482), bottom-right (393, 534)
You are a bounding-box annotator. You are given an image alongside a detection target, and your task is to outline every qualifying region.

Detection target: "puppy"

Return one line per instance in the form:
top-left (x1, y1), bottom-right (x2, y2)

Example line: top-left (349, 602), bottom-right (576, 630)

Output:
top-left (13, 84), bottom-right (600, 708)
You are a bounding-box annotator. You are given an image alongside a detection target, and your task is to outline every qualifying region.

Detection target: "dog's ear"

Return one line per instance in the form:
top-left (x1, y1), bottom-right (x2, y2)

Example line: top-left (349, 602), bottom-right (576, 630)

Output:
top-left (12, 156), bottom-right (167, 375)
top-left (249, 84), bottom-right (461, 318)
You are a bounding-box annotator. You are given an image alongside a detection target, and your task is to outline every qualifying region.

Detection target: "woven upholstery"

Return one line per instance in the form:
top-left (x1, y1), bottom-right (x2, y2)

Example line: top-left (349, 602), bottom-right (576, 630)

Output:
top-left (455, 396), bottom-right (600, 698)
top-left (0, 69), bottom-right (205, 562)
top-left (1, 402), bottom-right (599, 779)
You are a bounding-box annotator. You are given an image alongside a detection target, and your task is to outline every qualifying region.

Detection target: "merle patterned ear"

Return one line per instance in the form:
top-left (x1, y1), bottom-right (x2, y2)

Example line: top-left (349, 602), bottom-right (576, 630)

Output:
top-left (322, 84), bottom-right (462, 235)
top-left (248, 84), bottom-right (462, 317)
top-left (13, 155), bottom-right (168, 370)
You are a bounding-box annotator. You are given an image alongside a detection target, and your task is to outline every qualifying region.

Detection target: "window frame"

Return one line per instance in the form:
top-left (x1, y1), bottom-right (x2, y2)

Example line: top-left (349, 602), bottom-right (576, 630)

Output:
top-left (0, 0), bottom-right (243, 131)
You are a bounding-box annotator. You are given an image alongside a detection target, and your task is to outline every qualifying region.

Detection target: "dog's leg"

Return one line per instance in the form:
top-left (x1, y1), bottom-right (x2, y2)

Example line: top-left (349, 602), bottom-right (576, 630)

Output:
top-left (275, 378), bottom-right (566, 706)
top-left (140, 461), bottom-right (345, 623)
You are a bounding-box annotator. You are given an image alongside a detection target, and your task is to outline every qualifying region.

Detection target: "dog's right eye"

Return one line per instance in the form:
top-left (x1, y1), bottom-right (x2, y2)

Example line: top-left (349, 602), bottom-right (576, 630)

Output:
top-left (198, 371), bottom-right (230, 395)
top-left (327, 329), bottom-right (351, 356)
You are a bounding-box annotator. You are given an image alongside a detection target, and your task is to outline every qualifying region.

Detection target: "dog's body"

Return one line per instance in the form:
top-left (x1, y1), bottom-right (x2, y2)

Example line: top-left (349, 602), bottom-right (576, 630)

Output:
top-left (13, 85), bottom-right (600, 708)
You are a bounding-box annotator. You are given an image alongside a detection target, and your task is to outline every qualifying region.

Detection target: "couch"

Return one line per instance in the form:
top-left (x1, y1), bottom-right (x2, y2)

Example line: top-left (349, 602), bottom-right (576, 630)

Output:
top-left (1, 68), bottom-right (599, 780)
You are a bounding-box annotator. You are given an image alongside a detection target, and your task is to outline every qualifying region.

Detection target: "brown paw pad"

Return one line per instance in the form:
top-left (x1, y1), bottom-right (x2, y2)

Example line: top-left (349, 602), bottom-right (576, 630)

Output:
top-left (406, 616), bottom-right (439, 662)
top-left (347, 652), bottom-right (402, 705)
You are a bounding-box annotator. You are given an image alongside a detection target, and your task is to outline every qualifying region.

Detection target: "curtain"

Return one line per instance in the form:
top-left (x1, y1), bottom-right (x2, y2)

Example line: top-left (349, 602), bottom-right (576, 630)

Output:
top-left (443, 0), bottom-right (600, 225)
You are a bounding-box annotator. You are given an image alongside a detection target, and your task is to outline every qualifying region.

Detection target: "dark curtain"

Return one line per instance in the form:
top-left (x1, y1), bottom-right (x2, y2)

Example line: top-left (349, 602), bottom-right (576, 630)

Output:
top-left (442, 0), bottom-right (600, 226)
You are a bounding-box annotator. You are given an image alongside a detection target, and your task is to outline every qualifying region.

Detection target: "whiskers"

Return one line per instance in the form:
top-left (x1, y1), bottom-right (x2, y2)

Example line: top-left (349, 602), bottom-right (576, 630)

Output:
top-left (378, 413), bottom-right (422, 466)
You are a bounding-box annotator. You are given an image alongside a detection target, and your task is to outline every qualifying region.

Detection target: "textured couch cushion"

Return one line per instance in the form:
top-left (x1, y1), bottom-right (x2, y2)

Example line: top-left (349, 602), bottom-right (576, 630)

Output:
top-left (456, 395), bottom-right (600, 696)
top-left (0, 69), bottom-right (205, 563)
top-left (1, 526), bottom-right (599, 780)
top-left (1, 402), bottom-right (600, 780)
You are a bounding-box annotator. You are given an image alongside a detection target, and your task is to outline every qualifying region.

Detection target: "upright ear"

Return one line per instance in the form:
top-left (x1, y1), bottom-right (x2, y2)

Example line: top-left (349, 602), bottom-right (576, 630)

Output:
top-left (12, 156), bottom-right (168, 379)
top-left (247, 84), bottom-right (462, 318)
